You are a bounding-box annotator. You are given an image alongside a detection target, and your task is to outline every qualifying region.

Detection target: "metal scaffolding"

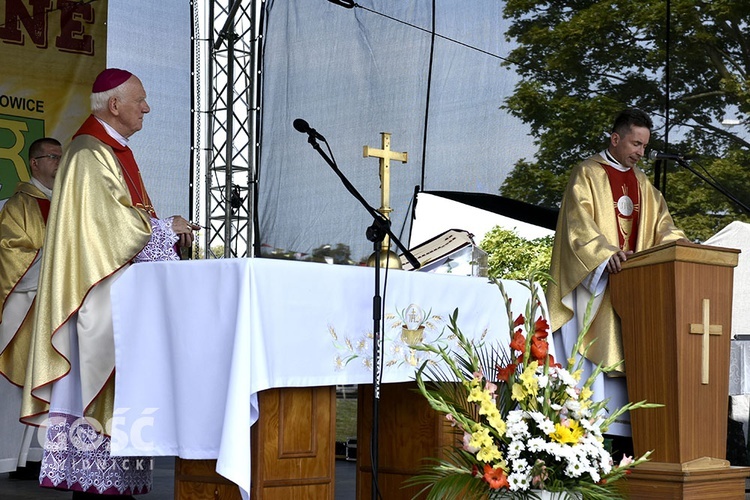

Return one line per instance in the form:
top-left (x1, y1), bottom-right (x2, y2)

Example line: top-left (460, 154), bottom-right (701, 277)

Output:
top-left (191, 0), bottom-right (261, 258)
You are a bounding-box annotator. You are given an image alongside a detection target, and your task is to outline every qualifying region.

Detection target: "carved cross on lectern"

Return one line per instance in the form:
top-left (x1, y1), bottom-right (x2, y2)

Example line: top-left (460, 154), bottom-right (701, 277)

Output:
top-left (363, 133), bottom-right (408, 254)
top-left (689, 298), bottom-right (723, 385)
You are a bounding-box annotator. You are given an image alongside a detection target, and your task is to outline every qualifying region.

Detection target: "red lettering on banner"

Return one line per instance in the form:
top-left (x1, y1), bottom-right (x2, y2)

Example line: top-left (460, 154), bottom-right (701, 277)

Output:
top-left (0, 0), bottom-right (96, 56)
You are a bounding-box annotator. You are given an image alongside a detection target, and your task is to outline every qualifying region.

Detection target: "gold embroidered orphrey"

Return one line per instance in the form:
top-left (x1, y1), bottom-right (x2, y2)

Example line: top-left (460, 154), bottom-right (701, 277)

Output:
top-left (689, 298), bottom-right (723, 385)
top-left (616, 183), bottom-right (638, 252)
top-left (363, 132), bottom-right (408, 256)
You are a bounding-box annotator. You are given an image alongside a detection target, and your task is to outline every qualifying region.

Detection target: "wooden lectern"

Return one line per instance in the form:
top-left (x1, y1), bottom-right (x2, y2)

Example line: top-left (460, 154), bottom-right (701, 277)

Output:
top-left (610, 240), bottom-right (750, 498)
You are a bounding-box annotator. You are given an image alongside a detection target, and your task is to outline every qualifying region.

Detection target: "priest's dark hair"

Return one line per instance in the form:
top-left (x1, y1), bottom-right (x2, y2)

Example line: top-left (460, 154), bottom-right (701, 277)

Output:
top-left (28, 137), bottom-right (62, 162)
top-left (611, 108), bottom-right (653, 135)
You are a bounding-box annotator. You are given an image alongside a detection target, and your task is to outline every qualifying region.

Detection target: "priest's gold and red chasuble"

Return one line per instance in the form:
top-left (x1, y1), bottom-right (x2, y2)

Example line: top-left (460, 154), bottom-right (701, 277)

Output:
top-left (601, 163), bottom-right (640, 252)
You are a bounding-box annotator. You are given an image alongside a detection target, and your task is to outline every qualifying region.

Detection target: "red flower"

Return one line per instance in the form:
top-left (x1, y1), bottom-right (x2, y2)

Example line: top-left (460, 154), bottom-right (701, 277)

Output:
top-left (497, 363), bottom-right (517, 382)
top-left (510, 330), bottom-right (526, 353)
top-left (530, 336), bottom-right (548, 361)
top-left (547, 355), bottom-right (562, 368)
top-left (513, 314), bottom-right (525, 327)
top-left (534, 316), bottom-right (550, 339)
top-left (483, 464), bottom-right (510, 490)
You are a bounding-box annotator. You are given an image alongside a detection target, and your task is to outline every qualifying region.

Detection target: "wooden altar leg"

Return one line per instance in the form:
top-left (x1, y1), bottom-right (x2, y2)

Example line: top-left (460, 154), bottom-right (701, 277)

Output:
top-left (175, 458), bottom-right (242, 499)
top-left (357, 382), bottom-right (461, 500)
top-left (251, 386), bottom-right (336, 499)
top-left (174, 386), bottom-right (336, 499)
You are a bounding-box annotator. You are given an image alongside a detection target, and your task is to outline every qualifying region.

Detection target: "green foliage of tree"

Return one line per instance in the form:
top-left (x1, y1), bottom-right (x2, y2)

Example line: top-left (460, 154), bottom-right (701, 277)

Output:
top-left (480, 226), bottom-right (553, 285)
top-left (500, 0), bottom-right (750, 240)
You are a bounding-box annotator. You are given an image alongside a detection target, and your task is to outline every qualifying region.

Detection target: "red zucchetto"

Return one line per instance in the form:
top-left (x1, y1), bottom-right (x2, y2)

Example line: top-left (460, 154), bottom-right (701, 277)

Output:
top-left (92, 68), bottom-right (133, 93)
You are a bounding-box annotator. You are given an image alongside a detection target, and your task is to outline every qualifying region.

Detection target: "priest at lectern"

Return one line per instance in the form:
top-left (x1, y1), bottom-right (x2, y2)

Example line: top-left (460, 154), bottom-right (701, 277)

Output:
top-left (546, 108), bottom-right (687, 440)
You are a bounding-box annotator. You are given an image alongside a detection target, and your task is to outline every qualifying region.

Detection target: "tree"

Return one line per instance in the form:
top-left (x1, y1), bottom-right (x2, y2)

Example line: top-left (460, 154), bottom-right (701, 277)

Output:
top-left (500, 0), bottom-right (750, 241)
top-left (480, 226), bottom-right (553, 285)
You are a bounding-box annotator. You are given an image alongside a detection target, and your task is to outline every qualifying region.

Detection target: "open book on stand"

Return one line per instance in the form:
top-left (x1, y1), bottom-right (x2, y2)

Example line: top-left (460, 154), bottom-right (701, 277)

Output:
top-left (399, 229), bottom-right (487, 277)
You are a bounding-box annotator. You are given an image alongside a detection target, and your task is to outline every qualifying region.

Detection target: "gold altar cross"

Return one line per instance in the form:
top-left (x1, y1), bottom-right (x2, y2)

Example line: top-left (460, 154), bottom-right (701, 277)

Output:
top-left (363, 133), bottom-right (408, 254)
top-left (689, 298), bottom-right (723, 385)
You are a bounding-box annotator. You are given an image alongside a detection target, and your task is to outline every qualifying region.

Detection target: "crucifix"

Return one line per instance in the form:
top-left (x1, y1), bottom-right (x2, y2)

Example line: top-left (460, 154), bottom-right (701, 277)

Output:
top-left (363, 132), bottom-right (408, 267)
top-left (688, 298), bottom-right (723, 385)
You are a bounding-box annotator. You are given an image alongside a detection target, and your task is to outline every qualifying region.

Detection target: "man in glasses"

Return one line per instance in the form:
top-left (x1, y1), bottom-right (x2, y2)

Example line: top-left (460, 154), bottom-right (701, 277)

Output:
top-left (0, 137), bottom-right (61, 478)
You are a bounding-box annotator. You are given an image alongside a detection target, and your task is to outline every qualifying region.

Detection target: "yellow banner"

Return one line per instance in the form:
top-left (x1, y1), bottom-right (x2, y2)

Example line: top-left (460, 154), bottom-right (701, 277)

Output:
top-left (0, 0), bottom-right (106, 202)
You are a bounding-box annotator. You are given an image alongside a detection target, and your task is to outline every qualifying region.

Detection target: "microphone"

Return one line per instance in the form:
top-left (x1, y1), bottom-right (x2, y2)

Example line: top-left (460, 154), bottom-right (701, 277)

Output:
top-left (649, 150), bottom-right (693, 161)
top-left (293, 119), bottom-right (325, 141)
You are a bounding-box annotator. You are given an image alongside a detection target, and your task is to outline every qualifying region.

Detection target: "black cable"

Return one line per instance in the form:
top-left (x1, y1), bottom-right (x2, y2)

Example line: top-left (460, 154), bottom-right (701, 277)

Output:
top-left (418, 0), bottom-right (436, 190)
top-left (353, 2), bottom-right (513, 65)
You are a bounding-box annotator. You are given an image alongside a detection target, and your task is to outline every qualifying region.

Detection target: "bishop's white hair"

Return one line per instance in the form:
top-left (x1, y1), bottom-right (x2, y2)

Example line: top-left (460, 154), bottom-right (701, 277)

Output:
top-left (90, 85), bottom-right (125, 113)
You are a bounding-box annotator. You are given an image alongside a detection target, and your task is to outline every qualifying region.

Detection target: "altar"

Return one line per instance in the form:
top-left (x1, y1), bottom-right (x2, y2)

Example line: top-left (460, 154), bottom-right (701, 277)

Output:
top-left (109, 258), bottom-right (540, 498)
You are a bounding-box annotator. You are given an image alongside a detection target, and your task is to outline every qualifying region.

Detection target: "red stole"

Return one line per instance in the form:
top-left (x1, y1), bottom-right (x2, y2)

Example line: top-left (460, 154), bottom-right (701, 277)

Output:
top-left (36, 198), bottom-right (51, 223)
top-left (73, 115), bottom-right (157, 217)
top-left (600, 163), bottom-right (640, 252)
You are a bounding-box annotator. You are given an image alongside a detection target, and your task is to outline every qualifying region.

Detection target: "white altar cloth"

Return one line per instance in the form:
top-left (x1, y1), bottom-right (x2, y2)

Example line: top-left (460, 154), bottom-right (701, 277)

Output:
top-left (110, 258), bottom-right (547, 498)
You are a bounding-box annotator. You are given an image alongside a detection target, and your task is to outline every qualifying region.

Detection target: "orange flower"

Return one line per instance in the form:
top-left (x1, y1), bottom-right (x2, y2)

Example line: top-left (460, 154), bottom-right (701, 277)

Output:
top-left (497, 363), bottom-right (517, 382)
top-left (530, 336), bottom-right (548, 361)
top-left (513, 313), bottom-right (525, 327)
top-left (534, 316), bottom-right (550, 339)
top-left (483, 463), bottom-right (510, 490)
top-left (547, 355), bottom-right (562, 368)
top-left (510, 330), bottom-right (526, 353)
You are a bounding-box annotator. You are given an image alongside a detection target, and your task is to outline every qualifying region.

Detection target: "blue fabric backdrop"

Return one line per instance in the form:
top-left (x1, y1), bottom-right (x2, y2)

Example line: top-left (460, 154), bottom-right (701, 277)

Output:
top-left (258, 0), bottom-right (535, 261)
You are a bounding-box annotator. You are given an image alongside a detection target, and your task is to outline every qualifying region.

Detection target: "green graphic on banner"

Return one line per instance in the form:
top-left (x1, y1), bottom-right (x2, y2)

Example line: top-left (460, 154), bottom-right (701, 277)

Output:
top-left (0, 114), bottom-right (45, 201)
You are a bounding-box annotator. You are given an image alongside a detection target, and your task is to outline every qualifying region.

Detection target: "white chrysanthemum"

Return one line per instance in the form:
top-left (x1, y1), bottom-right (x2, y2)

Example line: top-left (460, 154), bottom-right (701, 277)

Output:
top-left (547, 441), bottom-right (576, 462)
top-left (505, 411), bottom-right (530, 440)
top-left (508, 470), bottom-right (532, 491)
top-left (574, 406), bottom-right (593, 420)
top-left (528, 411), bottom-right (555, 434)
top-left (588, 468), bottom-right (601, 483)
top-left (550, 403), bottom-right (563, 411)
top-left (565, 456), bottom-right (586, 478)
top-left (512, 457), bottom-right (531, 474)
top-left (599, 453), bottom-right (613, 474)
top-left (566, 397), bottom-right (582, 409)
top-left (507, 439), bottom-right (526, 460)
top-left (527, 437), bottom-right (547, 453)
top-left (557, 369), bottom-right (578, 387)
top-left (565, 386), bottom-right (579, 399)
top-left (506, 410), bottom-right (524, 424)
top-left (536, 374), bottom-right (549, 388)
top-left (576, 439), bottom-right (599, 460)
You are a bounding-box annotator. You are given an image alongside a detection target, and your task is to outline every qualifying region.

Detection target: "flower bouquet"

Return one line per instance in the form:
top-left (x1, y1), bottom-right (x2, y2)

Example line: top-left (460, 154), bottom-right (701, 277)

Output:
top-left (408, 273), bottom-right (657, 499)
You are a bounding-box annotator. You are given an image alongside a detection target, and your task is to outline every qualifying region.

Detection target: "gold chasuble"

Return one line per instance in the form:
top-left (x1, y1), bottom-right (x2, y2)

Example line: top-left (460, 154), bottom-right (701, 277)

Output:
top-left (547, 153), bottom-right (685, 374)
top-left (0, 182), bottom-right (49, 387)
top-left (22, 117), bottom-right (152, 426)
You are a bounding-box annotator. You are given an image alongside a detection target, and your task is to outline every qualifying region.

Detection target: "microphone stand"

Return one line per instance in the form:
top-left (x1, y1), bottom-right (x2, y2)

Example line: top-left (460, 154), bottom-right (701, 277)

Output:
top-left (299, 132), bottom-right (419, 500)
top-left (675, 158), bottom-right (750, 215)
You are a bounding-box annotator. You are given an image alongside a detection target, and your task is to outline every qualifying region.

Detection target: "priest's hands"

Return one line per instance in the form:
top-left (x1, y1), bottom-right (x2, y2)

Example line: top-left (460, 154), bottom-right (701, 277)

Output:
top-left (172, 216), bottom-right (199, 248)
top-left (607, 250), bottom-right (633, 274)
